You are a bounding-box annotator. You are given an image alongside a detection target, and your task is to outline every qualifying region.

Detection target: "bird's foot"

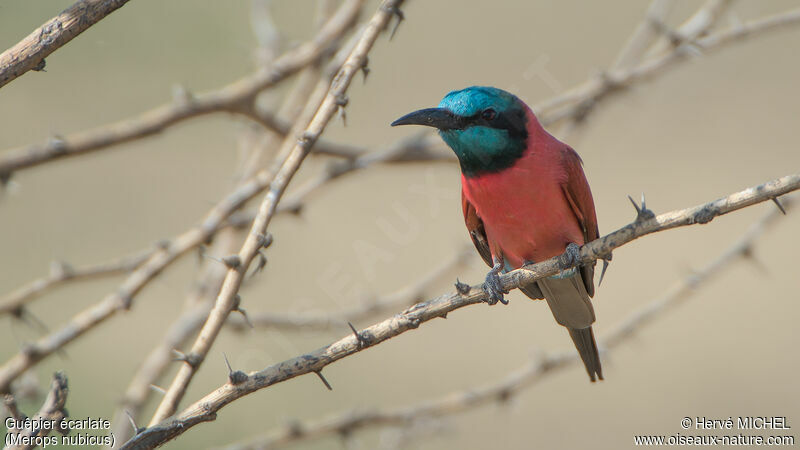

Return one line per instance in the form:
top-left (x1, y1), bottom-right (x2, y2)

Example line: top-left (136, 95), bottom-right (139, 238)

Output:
top-left (483, 262), bottom-right (508, 305)
top-left (558, 243), bottom-right (582, 271)
top-left (628, 193), bottom-right (655, 222)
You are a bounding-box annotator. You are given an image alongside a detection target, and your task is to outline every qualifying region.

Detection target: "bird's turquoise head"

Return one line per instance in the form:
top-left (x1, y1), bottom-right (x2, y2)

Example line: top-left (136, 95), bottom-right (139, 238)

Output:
top-left (391, 86), bottom-right (529, 177)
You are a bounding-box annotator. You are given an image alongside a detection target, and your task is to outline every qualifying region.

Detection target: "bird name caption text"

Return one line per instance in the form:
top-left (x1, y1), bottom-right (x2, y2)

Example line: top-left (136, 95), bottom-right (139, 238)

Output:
top-left (4, 416), bottom-right (114, 447)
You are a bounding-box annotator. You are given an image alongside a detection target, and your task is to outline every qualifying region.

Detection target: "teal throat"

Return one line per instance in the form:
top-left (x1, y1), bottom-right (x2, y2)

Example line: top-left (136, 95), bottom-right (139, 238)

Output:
top-left (440, 128), bottom-right (526, 177)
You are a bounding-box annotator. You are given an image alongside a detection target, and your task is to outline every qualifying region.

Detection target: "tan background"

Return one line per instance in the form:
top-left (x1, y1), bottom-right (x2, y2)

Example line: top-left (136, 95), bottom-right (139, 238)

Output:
top-left (1, 1), bottom-right (799, 449)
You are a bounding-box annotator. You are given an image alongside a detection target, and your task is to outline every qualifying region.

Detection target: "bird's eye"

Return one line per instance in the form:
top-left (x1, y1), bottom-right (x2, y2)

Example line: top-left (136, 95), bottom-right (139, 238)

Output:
top-left (481, 108), bottom-right (496, 121)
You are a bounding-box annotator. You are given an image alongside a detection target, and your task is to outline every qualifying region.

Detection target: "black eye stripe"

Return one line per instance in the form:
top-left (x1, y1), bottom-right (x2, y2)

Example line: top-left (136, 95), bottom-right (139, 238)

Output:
top-left (461, 108), bottom-right (527, 140)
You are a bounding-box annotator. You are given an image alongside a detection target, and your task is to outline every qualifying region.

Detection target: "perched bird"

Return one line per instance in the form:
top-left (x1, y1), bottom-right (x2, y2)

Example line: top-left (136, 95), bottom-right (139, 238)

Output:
top-left (392, 86), bottom-right (603, 381)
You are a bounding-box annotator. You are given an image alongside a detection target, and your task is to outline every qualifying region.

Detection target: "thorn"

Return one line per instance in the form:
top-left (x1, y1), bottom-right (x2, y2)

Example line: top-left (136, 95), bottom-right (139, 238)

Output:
top-left (255, 232), bottom-right (273, 248)
top-left (286, 420), bottom-right (304, 438)
top-left (335, 94), bottom-right (348, 127)
top-left (231, 295), bottom-right (253, 328)
top-left (119, 292), bottom-right (133, 310)
top-left (232, 294), bottom-right (241, 310)
top-left (627, 195), bottom-right (640, 214)
top-left (221, 255), bottom-right (241, 269)
top-left (497, 388), bottom-right (512, 404)
top-left (197, 245), bottom-right (206, 264)
top-left (125, 410), bottom-right (144, 435)
top-left (740, 245), bottom-right (769, 275)
top-left (223, 353), bottom-right (248, 385)
top-left (361, 56), bottom-right (370, 82)
top-left (348, 322), bottom-right (368, 348)
top-left (455, 279), bottom-right (471, 295)
top-left (32, 59), bottom-right (46, 72)
top-left (173, 350), bottom-right (202, 368)
top-left (250, 252), bottom-right (267, 278)
top-left (20, 343), bottom-right (40, 358)
top-left (598, 258), bottom-right (611, 286)
top-left (314, 370), bottom-right (333, 391)
top-left (772, 197), bottom-right (787, 215)
top-left (693, 205), bottom-right (718, 224)
top-left (171, 84), bottom-right (193, 105)
top-left (49, 260), bottom-right (73, 279)
top-left (154, 239), bottom-right (170, 251)
top-left (387, 5), bottom-right (405, 40)
top-left (149, 384), bottom-right (166, 395)
top-left (18, 308), bottom-right (50, 335)
top-left (0, 171), bottom-right (12, 188)
top-left (627, 193), bottom-right (655, 222)
top-left (237, 308), bottom-right (254, 329)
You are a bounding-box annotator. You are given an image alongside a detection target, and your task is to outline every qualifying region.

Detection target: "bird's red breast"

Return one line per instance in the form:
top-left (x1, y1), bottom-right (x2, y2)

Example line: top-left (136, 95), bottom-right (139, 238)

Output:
top-left (461, 108), bottom-right (598, 269)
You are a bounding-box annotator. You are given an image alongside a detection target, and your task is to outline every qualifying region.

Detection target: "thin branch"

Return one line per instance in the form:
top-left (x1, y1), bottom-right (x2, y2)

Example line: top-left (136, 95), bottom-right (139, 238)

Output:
top-left (609, 0), bottom-right (675, 71)
top-left (228, 132), bottom-right (452, 224)
top-left (0, 0), bottom-right (365, 178)
top-left (538, 7), bottom-right (800, 126)
top-left (0, 0), bottom-right (132, 89)
top-left (120, 174), bottom-right (800, 449)
top-left (0, 0), bottom-right (366, 397)
top-left (0, 249), bottom-right (151, 317)
top-left (228, 247), bottom-right (471, 331)
top-left (110, 4), bottom-right (340, 442)
top-left (146, 0), bottom-right (405, 427)
top-left (223, 196), bottom-right (794, 450)
top-left (4, 372), bottom-right (69, 450)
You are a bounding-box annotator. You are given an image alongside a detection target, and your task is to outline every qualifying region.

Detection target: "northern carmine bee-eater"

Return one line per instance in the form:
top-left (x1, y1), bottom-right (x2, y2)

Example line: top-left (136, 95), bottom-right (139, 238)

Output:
top-left (392, 86), bottom-right (603, 381)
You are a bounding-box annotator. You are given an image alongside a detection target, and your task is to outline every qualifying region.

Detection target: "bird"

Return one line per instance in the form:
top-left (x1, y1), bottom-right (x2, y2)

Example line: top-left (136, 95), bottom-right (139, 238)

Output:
top-left (391, 86), bottom-right (603, 381)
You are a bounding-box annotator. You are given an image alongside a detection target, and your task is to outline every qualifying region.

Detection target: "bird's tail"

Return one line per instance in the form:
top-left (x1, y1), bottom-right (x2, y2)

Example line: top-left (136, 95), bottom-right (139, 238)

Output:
top-left (567, 326), bottom-right (603, 382)
top-left (536, 273), bottom-right (603, 382)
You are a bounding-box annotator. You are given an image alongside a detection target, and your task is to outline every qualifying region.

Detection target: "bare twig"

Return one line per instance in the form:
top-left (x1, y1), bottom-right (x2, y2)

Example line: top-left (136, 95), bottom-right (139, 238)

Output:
top-left (4, 372), bottom-right (69, 450)
top-left (222, 197), bottom-right (794, 450)
top-left (0, 0), bottom-right (132, 89)
top-left (0, 249), bottom-right (151, 317)
top-left (538, 7), bottom-right (800, 126)
top-left (229, 132), bottom-right (452, 224)
top-left (109, 4), bottom-right (340, 442)
top-left (120, 174), bottom-right (800, 449)
top-left (609, 0), bottom-right (675, 71)
top-left (0, 0), bottom-right (365, 178)
top-left (0, 0), bottom-right (366, 397)
top-left (146, 0), bottom-right (406, 426)
top-left (228, 247), bottom-right (470, 331)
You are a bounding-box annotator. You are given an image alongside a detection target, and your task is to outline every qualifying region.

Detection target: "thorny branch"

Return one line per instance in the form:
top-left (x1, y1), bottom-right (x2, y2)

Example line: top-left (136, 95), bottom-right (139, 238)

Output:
top-left (120, 174), bottom-right (799, 449)
top-left (2, 4), bottom-right (796, 329)
top-left (0, 2), bottom-right (796, 448)
top-left (227, 247), bottom-right (471, 332)
top-left (146, 0), bottom-right (406, 427)
top-left (111, 2), bottom-right (356, 442)
top-left (0, 0), bottom-right (365, 179)
top-left (0, 0), bottom-right (132, 89)
top-left (0, 249), bottom-right (151, 318)
top-left (538, 7), bottom-right (800, 126)
top-left (0, 0), bottom-right (365, 396)
top-left (222, 196), bottom-right (794, 450)
top-left (4, 372), bottom-right (69, 450)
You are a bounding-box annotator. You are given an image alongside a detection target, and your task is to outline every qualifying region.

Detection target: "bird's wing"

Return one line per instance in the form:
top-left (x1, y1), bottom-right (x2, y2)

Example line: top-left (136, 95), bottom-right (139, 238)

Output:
top-left (462, 190), bottom-right (493, 268)
top-left (560, 146), bottom-right (599, 297)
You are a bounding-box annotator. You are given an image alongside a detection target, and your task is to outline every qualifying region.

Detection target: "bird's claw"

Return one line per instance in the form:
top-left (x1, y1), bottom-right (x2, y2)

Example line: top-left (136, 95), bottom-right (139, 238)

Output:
top-left (628, 193), bottom-right (655, 222)
top-left (483, 262), bottom-right (508, 305)
top-left (558, 242), bottom-right (582, 271)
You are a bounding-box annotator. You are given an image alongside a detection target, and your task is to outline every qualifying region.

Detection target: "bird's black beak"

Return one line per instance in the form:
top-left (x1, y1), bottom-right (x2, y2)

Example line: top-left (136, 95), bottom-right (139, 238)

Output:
top-left (391, 107), bottom-right (462, 130)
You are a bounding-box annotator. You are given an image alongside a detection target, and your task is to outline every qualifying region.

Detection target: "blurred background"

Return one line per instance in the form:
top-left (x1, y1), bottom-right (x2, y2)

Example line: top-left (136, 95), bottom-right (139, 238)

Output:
top-left (1, 1), bottom-right (799, 449)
